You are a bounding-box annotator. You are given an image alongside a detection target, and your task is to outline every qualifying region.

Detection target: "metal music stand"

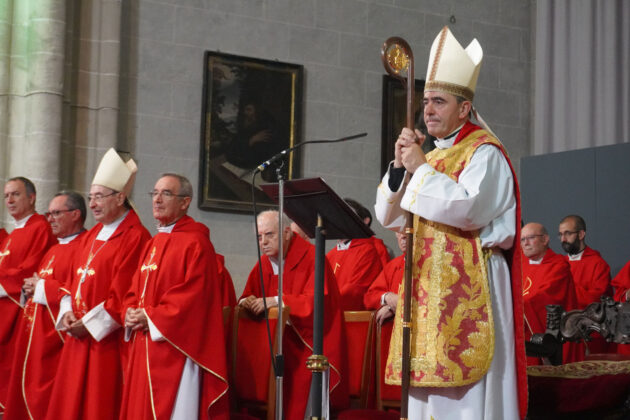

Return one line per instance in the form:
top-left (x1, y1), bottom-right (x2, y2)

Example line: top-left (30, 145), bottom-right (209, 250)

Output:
top-left (261, 177), bottom-right (373, 420)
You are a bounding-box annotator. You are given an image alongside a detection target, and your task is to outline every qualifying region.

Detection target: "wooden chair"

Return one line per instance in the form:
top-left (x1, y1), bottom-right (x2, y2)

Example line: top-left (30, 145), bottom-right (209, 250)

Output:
top-left (343, 311), bottom-right (376, 408)
top-left (230, 305), bottom-right (290, 420)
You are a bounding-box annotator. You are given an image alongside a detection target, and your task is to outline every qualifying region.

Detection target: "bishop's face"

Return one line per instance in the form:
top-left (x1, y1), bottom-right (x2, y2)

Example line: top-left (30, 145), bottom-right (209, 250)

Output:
top-left (423, 91), bottom-right (470, 139)
top-left (89, 185), bottom-right (124, 224)
top-left (151, 176), bottom-right (190, 227)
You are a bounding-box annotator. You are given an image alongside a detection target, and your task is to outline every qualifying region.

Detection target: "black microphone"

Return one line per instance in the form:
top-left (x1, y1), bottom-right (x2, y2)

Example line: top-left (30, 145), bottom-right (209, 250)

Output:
top-left (255, 132), bottom-right (367, 172)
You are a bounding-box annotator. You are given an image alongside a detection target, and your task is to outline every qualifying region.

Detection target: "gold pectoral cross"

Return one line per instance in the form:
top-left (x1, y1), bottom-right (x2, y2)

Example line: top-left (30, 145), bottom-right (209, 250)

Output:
top-left (0, 239), bottom-right (11, 266)
top-left (139, 247), bottom-right (158, 305)
top-left (39, 255), bottom-right (55, 277)
top-left (77, 267), bottom-right (95, 284)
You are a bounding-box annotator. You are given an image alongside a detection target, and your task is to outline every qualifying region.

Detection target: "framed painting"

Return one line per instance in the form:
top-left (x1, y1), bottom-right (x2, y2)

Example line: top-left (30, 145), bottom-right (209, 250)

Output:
top-left (199, 51), bottom-right (304, 212)
top-left (380, 75), bottom-right (435, 177)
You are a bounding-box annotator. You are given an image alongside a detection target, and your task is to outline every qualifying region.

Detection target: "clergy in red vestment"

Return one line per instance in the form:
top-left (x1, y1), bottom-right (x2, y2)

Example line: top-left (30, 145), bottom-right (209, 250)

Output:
top-left (4, 191), bottom-right (87, 420)
top-left (613, 260), bottom-right (630, 302)
top-left (0, 177), bottom-right (56, 413)
top-left (121, 174), bottom-right (228, 420)
top-left (559, 215), bottom-right (613, 354)
top-left (559, 215), bottom-right (612, 308)
top-left (46, 149), bottom-right (150, 420)
top-left (364, 231), bottom-right (406, 326)
top-left (521, 223), bottom-right (582, 364)
top-left (240, 210), bottom-right (349, 420)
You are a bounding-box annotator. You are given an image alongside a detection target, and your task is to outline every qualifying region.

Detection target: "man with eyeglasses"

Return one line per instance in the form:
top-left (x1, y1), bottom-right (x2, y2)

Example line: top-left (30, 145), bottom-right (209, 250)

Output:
top-left (520, 222), bottom-right (581, 364)
top-left (47, 149), bottom-right (151, 420)
top-left (119, 173), bottom-right (229, 419)
top-left (3, 191), bottom-right (87, 420)
top-left (0, 177), bottom-right (56, 412)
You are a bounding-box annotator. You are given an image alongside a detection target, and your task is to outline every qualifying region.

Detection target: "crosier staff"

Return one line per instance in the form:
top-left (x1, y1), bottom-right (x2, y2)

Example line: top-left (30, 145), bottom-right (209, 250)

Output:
top-left (381, 37), bottom-right (415, 420)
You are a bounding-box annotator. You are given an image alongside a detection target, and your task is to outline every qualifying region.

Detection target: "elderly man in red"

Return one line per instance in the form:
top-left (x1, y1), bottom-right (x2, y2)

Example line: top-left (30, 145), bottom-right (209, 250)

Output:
top-left (0, 177), bottom-right (56, 413)
top-left (521, 222), bottom-right (581, 364)
top-left (364, 231), bottom-right (406, 325)
top-left (4, 191), bottom-right (87, 420)
top-left (47, 149), bottom-right (151, 420)
top-left (121, 174), bottom-right (228, 420)
top-left (240, 210), bottom-right (348, 420)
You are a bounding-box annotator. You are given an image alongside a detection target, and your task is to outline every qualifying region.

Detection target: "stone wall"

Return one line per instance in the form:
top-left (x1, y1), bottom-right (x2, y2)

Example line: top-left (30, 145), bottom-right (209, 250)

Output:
top-left (117, 0), bottom-right (532, 294)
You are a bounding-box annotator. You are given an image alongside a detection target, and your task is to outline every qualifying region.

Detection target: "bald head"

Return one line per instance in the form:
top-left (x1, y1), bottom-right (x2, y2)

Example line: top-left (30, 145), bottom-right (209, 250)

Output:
top-left (521, 223), bottom-right (549, 260)
top-left (257, 210), bottom-right (293, 259)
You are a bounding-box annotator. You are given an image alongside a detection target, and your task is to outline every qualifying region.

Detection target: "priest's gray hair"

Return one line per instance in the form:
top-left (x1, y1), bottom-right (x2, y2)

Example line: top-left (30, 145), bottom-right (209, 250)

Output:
top-left (160, 173), bottom-right (193, 198)
top-left (257, 210), bottom-right (292, 231)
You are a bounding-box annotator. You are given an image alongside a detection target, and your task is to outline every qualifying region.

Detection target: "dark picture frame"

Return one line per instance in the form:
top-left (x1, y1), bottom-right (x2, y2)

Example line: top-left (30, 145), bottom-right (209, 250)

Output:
top-left (380, 75), bottom-right (435, 177)
top-left (199, 51), bottom-right (304, 212)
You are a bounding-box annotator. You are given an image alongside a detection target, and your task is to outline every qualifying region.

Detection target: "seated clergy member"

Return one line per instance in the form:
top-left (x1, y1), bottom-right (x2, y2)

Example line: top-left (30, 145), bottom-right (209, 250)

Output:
top-left (121, 174), bottom-right (228, 420)
top-left (326, 199), bottom-right (383, 310)
top-left (47, 149), bottom-right (151, 420)
top-left (343, 198), bottom-right (392, 267)
top-left (521, 222), bottom-right (581, 364)
top-left (364, 231), bottom-right (406, 325)
top-left (4, 191), bottom-right (87, 420)
top-left (0, 177), bottom-right (56, 410)
top-left (559, 215), bottom-right (612, 307)
top-left (240, 210), bottom-right (349, 419)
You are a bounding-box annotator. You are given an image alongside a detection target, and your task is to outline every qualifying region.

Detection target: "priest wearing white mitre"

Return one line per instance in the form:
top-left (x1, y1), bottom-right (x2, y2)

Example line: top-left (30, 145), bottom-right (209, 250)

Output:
top-left (375, 26), bottom-right (527, 420)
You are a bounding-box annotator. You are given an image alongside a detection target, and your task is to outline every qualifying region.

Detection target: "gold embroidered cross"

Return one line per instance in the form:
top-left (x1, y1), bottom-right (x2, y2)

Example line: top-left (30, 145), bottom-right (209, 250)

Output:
top-left (141, 247), bottom-right (158, 273)
top-left (0, 239), bottom-right (11, 266)
top-left (77, 267), bottom-right (95, 283)
top-left (39, 255), bottom-right (55, 277)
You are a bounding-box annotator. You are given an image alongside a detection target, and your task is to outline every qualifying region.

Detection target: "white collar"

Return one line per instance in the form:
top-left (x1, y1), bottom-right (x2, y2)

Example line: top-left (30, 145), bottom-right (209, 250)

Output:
top-left (336, 240), bottom-right (352, 251)
top-left (568, 250), bottom-right (585, 261)
top-left (58, 231), bottom-right (82, 244)
top-left (157, 223), bottom-right (176, 234)
top-left (13, 213), bottom-right (34, 229)
top-left (269, 257), bottom-right (279, 275)
top-left (433, 123), bottom-right (465, 150)
top-left (96, 211), bottom-right (128, 241)
top-left (528, 257), bottom-right (543, 265)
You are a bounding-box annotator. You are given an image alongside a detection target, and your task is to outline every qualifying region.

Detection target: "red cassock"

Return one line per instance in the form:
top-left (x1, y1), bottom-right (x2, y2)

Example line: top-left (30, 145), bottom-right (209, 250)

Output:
top-left (522, 248), bottom-right (582, 364)
top-left (0, 214), bottom-right (56, 412)
top-left (326, 238), bottom-right (383, 311)
top-left (46, 211), bottom-right (150, 420)
top-left (565, 246), bottom-right (612, 308)
top-left (612, 260), bottom-right (630, 302)
top-left (565, 246), bottom-right (614, 354)
top-left (363, 254), bottom-right (404, 310)
top-left (241, 234), bottom-right (349, 420)
top-left (370, 236), bottom-right (391, 268)
top-left (216, 253), bottom-right (236, 307)
top-left (120, 216), bottom-right (229, 420)
top-left (4, 231), bottom-right (86, 420)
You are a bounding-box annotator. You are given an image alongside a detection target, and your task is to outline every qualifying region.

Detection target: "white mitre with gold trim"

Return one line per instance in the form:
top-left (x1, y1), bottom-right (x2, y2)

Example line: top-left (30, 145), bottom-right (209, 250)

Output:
top-left (425, 26), bottom-right (483, 102)
top-left (91, 148), bottom-right (138, 196)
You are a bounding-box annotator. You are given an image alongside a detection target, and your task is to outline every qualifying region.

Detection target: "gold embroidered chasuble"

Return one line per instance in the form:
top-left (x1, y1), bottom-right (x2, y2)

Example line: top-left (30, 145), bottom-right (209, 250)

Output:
top-left (385, 129), bottom-right (509, 387)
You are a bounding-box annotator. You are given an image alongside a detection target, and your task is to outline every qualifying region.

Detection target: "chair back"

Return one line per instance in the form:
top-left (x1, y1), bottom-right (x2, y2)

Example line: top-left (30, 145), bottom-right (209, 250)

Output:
top-left (344, 311), bottom-right (376, 408)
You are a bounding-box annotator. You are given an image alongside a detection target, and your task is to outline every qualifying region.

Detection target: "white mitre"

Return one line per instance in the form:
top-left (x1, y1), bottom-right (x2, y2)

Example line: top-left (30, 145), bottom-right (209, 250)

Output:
top-left (91, 148), bottom-right (138, 196)
top-left (424, 26), bottom-right (483, 102)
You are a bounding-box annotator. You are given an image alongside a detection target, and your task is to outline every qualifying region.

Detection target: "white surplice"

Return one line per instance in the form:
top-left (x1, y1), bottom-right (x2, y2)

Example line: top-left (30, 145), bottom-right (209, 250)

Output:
top-left (374, 141), bottom-right (519, 420)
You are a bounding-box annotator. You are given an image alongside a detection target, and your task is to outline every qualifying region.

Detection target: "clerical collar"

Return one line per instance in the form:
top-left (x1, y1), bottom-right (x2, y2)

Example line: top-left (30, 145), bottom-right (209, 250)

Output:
top-left (336, 239), bottom-right (352, 251)
top-left (13, 213), bottom-right (34, 229)
top-left (157, 223), bottom-right (176, 234)
top-left (568, 249), bottom-right (585, 261)
top-left (269, 258), bottom-right (279, 275)
top-left (58, 230), bottom-right (83, 244)
top-left (433, 124), bottom-right (464, 150)
top-left (528, 257), bottom-right (543, 265)
top-left (96, 210), bottom-right (129, 241)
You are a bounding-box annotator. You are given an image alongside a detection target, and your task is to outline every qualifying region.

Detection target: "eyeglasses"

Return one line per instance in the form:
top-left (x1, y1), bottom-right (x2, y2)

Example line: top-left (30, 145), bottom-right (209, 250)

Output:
top-left (45, 209), bottom-right (75, 218)
top-left (557, 230), bottom-right (579, 240)
top-left (148, 190), bottom-right (188, 200)
top-left (520, 234), bottom-right (544, 243)
top-left (87, 191), bottom-right (118, 202)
